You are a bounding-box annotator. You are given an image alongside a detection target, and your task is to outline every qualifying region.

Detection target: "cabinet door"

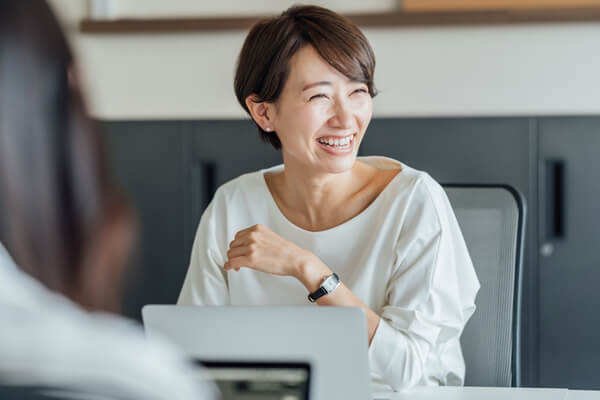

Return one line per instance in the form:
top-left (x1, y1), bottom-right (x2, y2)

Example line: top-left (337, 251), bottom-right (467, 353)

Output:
top-left (538, 117), bottom-right (600, 390)
top-left (103, 121), bottom-right (186, 319)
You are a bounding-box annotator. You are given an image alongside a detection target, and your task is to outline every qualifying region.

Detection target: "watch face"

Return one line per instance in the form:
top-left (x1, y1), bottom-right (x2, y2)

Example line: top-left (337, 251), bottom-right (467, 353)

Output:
top-left (322, 274), bottom-right (339, 292)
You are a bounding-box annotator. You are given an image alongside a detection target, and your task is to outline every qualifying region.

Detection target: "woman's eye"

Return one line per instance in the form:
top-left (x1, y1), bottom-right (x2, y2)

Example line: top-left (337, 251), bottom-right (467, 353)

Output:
top-left (352, 88), bottom-right (368, 95)
top-left (309, 94), bottom-right (328, 101)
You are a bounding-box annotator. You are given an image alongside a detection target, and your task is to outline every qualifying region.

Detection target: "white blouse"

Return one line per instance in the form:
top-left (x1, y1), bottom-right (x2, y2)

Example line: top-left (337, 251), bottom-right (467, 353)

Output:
top-left (178, 156), bottom-right (480, 391)
top-left (0, 243), bottom-right (216, 400)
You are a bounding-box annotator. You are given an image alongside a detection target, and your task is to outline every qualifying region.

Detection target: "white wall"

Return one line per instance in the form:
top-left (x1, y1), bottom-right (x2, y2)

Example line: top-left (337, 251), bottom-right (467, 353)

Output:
top-left (48, 1), bottom-right (600, 120)
top-left (90, 0), bottom-right (397, 18)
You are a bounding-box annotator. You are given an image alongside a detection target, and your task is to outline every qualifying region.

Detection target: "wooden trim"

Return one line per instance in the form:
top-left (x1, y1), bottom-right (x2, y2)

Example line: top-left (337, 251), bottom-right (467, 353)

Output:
top-left (80, 7), bottom-right (600, 34)
top-left (404, 0), bottom-right (600, 12)
top-left (349, 7), bottom-right (600, 27)
top-left (80, 16), bottom-right (263, 33)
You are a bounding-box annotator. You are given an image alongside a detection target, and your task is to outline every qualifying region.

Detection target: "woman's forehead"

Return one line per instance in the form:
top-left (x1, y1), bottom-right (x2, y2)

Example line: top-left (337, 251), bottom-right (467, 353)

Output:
top-left (288, 46), bottom-right (354, 90)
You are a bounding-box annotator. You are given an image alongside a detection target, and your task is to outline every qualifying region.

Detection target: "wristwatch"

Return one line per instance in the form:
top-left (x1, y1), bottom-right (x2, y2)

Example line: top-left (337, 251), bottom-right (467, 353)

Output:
top-left (307, 273), bottom-right (340, 303)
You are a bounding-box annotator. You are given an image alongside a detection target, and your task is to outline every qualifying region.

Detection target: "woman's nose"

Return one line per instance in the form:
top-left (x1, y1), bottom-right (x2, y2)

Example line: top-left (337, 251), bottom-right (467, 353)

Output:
top-left (329, 99), bottom-right (354, 129)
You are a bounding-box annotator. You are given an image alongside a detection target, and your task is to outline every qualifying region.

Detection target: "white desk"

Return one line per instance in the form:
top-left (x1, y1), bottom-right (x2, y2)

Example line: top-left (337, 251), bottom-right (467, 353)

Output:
top-left (567, 391), bottom-right (600, 400)
top-left (372, 386), bottom-right (600, 400)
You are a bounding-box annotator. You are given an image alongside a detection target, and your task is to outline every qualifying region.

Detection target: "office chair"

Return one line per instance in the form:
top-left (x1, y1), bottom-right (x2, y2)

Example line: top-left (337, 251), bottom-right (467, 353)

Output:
top-left (443, 184), bottom-right (525, 387)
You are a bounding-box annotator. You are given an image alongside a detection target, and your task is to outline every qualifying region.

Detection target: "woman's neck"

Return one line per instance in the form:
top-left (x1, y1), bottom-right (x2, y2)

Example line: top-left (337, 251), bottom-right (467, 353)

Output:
top-left (266, 159), bottom-right (376, 231)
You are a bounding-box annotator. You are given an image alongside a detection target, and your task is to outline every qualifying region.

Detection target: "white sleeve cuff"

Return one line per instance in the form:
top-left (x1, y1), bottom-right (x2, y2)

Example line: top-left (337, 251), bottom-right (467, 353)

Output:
top-left (368, 318), bottom-right (429, 390)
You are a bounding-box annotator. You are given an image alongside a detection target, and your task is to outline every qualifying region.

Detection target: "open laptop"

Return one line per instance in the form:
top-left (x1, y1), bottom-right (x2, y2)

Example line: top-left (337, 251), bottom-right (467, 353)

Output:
top-left (142, 305), bottom-right (372, 400)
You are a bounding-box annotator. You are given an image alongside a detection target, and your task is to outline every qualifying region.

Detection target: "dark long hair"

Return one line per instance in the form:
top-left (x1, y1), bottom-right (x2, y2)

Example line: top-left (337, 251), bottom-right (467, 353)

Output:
top-left (0, 1), bottom-right (117, 298)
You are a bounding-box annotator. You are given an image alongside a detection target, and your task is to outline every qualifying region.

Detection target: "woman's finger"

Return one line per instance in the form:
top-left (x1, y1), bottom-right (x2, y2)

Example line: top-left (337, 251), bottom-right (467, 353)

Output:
top-left (226, 246), bottom-right (248, 260)
top-left (234, 224), bottom-right (262, 239)
top-left (229, 237), bottom-right (251, 249)
top-left (224, 256), bottom-right (253, 271)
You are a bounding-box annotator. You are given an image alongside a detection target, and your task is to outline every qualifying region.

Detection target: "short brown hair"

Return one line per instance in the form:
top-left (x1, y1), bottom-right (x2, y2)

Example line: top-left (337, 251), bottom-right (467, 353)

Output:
top-left (234, 5), bottom-right (377, 150)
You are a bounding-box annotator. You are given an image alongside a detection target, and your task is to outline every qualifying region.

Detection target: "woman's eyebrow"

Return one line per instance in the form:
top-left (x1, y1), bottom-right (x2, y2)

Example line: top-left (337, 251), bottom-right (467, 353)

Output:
top-left (302, 81), bottom-right (332, 91)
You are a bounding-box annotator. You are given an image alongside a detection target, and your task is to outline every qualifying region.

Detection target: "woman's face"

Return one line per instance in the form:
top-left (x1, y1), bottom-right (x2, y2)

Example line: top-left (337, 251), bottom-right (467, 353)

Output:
top-left (270, 45), bottom-right (373, 174)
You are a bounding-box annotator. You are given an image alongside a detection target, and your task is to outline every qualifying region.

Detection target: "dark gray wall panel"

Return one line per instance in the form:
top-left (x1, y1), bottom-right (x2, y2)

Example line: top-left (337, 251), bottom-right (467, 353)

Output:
top-left (188, 119), bottom-right (282, 186)
top-left (103, 121), bottom-right (186, 320)
top-left (537, 117), bottom-right (600, 390)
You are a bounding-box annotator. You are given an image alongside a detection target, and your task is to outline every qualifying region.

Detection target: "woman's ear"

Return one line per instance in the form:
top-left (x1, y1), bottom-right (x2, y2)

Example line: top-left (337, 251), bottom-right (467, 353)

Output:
top-left (245, 94), bottom-right (275, 132)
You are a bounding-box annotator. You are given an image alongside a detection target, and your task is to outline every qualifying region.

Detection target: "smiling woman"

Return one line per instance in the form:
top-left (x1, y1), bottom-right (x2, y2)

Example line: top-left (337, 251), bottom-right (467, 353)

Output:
top-left (179, 5), bottom-right (480, 392)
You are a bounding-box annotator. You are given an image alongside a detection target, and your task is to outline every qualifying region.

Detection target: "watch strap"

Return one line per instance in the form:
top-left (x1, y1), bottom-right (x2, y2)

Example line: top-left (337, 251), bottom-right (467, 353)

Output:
top-left (307, 287), bottom-right (328, 303)
top-left (307, 273), bottom-right (339, 303)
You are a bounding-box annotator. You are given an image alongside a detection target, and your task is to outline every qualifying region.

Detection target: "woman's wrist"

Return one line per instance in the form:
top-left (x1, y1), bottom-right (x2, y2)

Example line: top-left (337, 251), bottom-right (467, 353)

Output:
top-left (294, 251), bottom-right (333, 292)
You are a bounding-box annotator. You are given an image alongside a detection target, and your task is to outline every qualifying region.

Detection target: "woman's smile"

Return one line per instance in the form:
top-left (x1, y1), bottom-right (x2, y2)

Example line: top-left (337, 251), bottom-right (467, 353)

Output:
top-left (316, 133), bottom-right (356, 155)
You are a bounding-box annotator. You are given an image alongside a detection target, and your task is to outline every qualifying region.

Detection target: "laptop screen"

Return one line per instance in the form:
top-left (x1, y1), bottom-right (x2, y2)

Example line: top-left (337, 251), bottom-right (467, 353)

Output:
top-left (193, 360), bottom-right (311, 400)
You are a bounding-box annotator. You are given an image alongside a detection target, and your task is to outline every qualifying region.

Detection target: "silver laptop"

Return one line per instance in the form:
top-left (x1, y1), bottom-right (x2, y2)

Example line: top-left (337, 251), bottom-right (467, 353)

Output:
top-left (142, 305), bottom-right (372, 400)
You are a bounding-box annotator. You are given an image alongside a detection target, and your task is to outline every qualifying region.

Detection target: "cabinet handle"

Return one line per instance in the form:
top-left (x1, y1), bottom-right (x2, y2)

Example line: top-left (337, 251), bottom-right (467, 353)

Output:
top-left (202, 162), bottom-right (217, 206)
top-left (544, 160), bottom-right (566, 240)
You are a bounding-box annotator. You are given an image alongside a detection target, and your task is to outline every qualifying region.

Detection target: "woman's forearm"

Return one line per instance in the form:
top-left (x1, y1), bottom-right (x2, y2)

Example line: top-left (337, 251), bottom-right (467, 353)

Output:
top-left (294, 253), bottom-right (381, 344)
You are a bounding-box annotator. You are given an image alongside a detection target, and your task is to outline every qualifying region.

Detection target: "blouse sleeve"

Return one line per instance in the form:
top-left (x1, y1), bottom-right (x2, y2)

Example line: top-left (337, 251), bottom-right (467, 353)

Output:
top-left (178, 192), bottom-right (230, 306)
top-left (368, 176), bottom-right (480, 390)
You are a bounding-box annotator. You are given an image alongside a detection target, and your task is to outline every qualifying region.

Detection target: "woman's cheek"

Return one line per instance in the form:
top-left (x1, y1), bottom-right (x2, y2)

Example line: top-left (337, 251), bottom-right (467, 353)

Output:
top-left (357, 100), bottom-right (373, 126)
top-left (306, 103), bottom-right (331, 125)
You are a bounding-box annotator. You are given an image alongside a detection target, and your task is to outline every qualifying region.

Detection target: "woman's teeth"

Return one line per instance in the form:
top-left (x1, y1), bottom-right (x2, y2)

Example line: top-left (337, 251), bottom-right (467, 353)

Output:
top-left (317, 134), bottom-right (354, 148)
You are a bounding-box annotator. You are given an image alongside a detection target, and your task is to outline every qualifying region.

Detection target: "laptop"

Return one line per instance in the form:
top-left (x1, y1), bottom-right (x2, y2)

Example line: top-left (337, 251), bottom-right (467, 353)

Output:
top-left (142, 305), bottom-right (372, 400)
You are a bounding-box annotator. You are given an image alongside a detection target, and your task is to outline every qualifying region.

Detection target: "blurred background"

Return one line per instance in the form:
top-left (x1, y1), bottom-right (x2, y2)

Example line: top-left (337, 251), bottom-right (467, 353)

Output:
top-left (46, 0), bottom-right (600, 391)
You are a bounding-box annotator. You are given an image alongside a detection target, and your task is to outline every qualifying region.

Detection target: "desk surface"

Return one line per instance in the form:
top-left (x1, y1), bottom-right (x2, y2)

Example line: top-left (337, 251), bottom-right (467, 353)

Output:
top-left (567, 391), bottom-right (600, 400)
top-left (373, 387), bottom-right (600, 400)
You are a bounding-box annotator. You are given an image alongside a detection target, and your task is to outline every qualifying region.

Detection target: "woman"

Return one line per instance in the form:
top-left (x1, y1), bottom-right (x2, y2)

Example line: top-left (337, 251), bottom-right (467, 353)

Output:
top-left (0, 1), bottom-right (214, 399)
top-left (179, 5), bottom-right (480, 391)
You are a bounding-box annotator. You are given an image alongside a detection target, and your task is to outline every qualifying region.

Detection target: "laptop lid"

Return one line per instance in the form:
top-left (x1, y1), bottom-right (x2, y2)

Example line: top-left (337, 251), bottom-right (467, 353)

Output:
top-left (142, 305), bottom-right (372, 400)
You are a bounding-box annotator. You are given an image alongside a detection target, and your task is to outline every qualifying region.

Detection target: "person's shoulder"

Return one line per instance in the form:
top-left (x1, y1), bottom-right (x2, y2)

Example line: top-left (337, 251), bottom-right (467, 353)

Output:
top-left (80, 313), bottom-right (217, 399)
top-left (211, 164), bottom-right (282, 206)
top-left (0, 303), bottom-right (214, 399)
top-left (363, 156), bottom-right (440, 199)
top-left (406, 167), bottom-right (446, 203)
top-left (398, 165), bottom-right (458, 233)
top-left (372, 158), bottom-right (449, 226)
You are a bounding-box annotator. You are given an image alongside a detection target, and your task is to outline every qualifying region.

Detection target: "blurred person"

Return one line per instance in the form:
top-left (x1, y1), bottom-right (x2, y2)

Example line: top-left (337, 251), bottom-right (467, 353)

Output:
top-left (179, 5), bottom-right (480, 392)
top-left (0, 1), bottom-right (215, 399)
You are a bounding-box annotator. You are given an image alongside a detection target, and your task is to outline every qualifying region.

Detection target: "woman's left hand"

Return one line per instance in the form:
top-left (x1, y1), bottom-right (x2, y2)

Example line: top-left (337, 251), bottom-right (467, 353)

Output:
top-left (224, 224), bottom-right (312, 277)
